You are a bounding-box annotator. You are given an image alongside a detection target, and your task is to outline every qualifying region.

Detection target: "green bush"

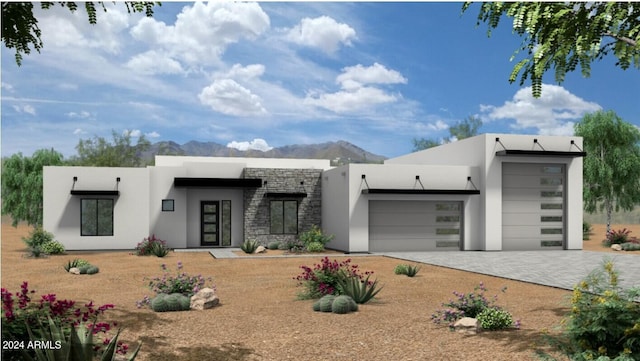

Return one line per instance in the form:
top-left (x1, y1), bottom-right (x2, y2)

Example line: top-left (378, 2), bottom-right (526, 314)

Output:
top-left (240, 240), bottom-right (260, 254)
top-left (267, 241), bottom-right (281, 250)
top-left (294, 257), bottom-right (375, 300)
top-left (277, 242), bottom-right (289, 250)
top-left (542, 259), bottom-right (640, 361)
top-left (41, 240), bottom-right (65, 255)
top-left (150, 241), bottom-right (170, 257)
top-left (477, 307), bottom-right (515, 330)
top-left (621, 242), bottom-right (640, 251)
top-left (299, 225), bottom-right (333, 247)
top-left (583, 221), bottom-right (592, 240)
top-left (602, 228), bottom-right (631, 247)
top-left (305, 241), bottom-right (325, 253)
top-left (135, 235), bottom-right (169, 257)
top-left (63, 259), bottom-right (91, 272)
top-left (22, 228), bottom-right (54, 249)
top-left (394, 264), bottom-right (421, 277)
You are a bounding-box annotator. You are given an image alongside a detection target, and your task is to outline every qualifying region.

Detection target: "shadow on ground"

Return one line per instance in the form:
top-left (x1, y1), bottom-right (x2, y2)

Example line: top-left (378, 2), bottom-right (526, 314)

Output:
top-left (145, 342), bottom-right (255, 361)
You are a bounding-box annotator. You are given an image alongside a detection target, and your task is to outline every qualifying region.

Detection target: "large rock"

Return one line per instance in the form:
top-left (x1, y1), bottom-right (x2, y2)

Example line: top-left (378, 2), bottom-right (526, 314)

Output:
top-left (190, 288), bottom-right (219, 310)
top-left (69, 267), bottom-right (81, 275)
top-left (453, 317), bottom-right (480, 334)
top-left (254, 246), bottom-right (267, 254)
top-left (611, 244), bottom-right (623, 251)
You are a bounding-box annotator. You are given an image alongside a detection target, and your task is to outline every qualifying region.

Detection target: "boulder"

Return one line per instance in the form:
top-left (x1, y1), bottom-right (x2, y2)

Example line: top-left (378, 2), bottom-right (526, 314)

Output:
top-left (69, 267), bottom-right (81, 275)
top-left (190, 287), bottom-right (219, 310)
top-left (611, 244), bottom-right (623, 251)
top-left (254, 246), bottom-right (267, 254)
top-left (453, 317), bottom-right (480, 334)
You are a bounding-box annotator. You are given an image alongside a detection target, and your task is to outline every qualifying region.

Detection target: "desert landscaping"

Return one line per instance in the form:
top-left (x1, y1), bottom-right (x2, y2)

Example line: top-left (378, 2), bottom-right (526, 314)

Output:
top-left (2, 219), bottom-right (638, 360)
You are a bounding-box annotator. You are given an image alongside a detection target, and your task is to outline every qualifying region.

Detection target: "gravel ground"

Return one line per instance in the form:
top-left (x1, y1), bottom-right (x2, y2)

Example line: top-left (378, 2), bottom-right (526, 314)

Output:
top-left (3, 221), bottom-right (634, 361)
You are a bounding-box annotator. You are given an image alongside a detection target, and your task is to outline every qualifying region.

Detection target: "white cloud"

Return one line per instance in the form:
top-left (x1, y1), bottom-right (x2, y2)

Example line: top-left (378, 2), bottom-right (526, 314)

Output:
top-left (286, 16), bottom-right (357, 54)
top-left (226, 64), bottom-right (265, 79)
top-left (126, 50), bottom-right (184, 75)
top-left (480, 84), bottom-right (601, 135)
top-left (129, 2), bottom-right (270, 66)
top-left (66, 111), bottom-right (93, 119)
top-left (199, 79), bottom-right (267, 116)
top-left (1, 82), bottom-right (14, 92)
top-left (146, 131), bottom-right (161, 138)
top-left (227, 138), bottom-right (273, 152)
top-left (124, 129), bottom-right (142, 137)
top-left (73, 128), bottom-right (87, 135)
top-left (304, 63), bottom-right (407, 113)
top-left (427, 120), bottom-right (449, 131)
top-left (13, 104), bottom-right (36, 115)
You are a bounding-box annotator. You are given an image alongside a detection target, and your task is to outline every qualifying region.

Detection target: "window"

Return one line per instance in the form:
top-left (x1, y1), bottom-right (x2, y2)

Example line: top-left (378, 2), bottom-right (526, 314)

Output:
top-left (162, 199), bottom-right (174, 212)
top-left (541, 191), bottom-right (563, 197)
top-left (270, 200), bottom-right (298, 234)
top-left (81, 199), bottom-right (113, 236)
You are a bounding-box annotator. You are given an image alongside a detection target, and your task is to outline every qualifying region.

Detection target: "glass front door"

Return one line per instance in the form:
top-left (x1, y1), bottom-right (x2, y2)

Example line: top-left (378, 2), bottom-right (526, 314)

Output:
top-left (201, 201), bottom-right (219, 246)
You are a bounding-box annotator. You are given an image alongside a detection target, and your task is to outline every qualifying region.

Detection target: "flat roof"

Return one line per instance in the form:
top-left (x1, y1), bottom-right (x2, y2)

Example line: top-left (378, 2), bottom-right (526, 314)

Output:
top-left (362, 189), bottom-right (480, 195)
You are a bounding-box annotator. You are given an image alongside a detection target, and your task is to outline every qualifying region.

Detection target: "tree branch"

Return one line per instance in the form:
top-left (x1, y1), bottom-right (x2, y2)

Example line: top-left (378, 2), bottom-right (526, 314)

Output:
top-left (604, 32), bottom-right (637, 47)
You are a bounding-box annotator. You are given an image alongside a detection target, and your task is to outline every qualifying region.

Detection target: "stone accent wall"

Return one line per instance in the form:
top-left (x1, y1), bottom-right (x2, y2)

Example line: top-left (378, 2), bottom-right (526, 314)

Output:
top-left (243, 168), bottom-right (322, 245)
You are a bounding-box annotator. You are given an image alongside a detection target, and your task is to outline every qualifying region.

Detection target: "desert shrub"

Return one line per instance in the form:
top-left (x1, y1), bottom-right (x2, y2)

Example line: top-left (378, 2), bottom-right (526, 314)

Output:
top-left (432, 282), bottom-right (518, 328)
top-left (277, 242), bottom-right (289, 250)
top-left (299, 225), bottom-right (333, 247)
top-left (621, 242), bottom-right (640, 251)
top-left (336, 273), bottom-right (382, 304)
top-left (540, 259), bottom-right (640, 360)
top-left (137, 261), bottom-right (214, 309)
top-left (63, 258), bottom-right (91, 272)
top-left (40, 240), bottom-right (65, 255)
top-left (583, 221), bottom-right (592, 240)
top-left (267, 241), bottom-right (281, 250)
top-left (1, 282), bottom-right (129, 361)
top-left (305, 241), bottom-right (325, 253)
top-left (294, 257), bottom-right (374, 300)
top-left (394, 264), bottom-right (420, 277)
top-left (283, 238), bottom-right (305, 252)
top-left (240, 239), bottom-right (259, 254)
top-left (135, 234), bottom-right (169, 256)
top-left (22, 228), bottom-right (54, 249)
top-left (150, 240), bottom-right (170, 257)
top-left (602, 228), bottom-right (631, 247)
top-left (477, 307), bottom-right (515, 330)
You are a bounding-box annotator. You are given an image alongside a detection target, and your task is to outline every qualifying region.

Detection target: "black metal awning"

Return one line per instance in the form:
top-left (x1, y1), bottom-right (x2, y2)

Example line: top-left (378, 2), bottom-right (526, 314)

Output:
top-left (495, 150), bottom-right (586, 157)
top-left (362, 189), bottom-right (480, 195)
top-left (70, 190), bottom-right (119, 196)
top-left (174, 177), bottom-right (262, 188)
top-left (264, 192), bottom-right (308, 198)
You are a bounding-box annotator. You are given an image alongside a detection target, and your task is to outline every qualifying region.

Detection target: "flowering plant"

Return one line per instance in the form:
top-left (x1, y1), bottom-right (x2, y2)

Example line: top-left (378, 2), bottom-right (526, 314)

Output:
top-left (137, 261), bottom-right (214, 308)
top-left (135, 234), bottom-right (169, 256)
top-left (1, 282), bottom-right (127, 361)
top-left (294, 257), bottom-right (373, 299)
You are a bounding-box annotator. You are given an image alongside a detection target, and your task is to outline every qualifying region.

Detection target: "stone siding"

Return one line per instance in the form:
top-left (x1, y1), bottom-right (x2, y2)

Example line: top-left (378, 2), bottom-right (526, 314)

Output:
top-left (243, 168), bottom-right (322, 245)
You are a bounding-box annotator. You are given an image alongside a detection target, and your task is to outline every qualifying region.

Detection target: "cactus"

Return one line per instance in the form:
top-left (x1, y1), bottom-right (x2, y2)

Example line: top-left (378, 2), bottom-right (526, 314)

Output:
top-left (267, 241), bottom-right (281, 250)
top-left (85, 265), bottom-right (99, 274)
top-left (176, 293), bottom-right (191, 310)
top-left (151, 294), bottom-right (170, 312)
top-left (318, 294), bottom-right (336, 312)
top-left (332, 295), bottom-right (355, 314)
top-left (165, 294), bottom-right (181, 310)
top-left (78, 265), bottom-right (92, 274)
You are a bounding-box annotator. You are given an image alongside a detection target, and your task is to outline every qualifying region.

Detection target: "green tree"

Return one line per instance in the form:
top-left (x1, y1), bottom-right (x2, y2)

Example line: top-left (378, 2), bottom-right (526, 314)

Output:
top-left (574, 110), bottom-right (640, 233)
top-left (463, 2), bottom-right (640, 97)
top-left (2, 1), bottom-right (159, 66)
top-left (69, 130), bottom-right (151, 167)
top-left (413, 115), bottom-right (482, 151)
top-left (1, 148), bottom-right (64, 227)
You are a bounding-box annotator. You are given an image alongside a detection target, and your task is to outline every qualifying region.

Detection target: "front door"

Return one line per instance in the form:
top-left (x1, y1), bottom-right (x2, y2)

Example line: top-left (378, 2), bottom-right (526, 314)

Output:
top-left (201, 201), bottom-right (219, 246)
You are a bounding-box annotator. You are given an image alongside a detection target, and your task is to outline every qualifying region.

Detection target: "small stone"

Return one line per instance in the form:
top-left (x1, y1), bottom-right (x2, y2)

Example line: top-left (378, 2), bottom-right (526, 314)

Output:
top-left (453, 317), bottom-right (479, 334)
top-left (69, 267), bottom-right (81, 275)
top-left (254, 246), bottom-right (267, 254)
top-left (611, 244), bottom-right (622, 251)
top-left (190, 287), bottom-right (219, 310)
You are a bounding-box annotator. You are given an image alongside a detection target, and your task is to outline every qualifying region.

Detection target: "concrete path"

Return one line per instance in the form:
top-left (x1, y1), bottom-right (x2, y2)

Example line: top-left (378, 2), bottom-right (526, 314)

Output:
top-left (377, 250), bottom-right (640, 291)
top-left (208, 248), bottom-right (640, 291)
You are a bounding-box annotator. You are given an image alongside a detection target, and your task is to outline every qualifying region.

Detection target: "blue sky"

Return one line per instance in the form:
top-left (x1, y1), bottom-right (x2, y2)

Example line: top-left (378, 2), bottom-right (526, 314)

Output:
top-left (2, 2), bottom-right (638, 159)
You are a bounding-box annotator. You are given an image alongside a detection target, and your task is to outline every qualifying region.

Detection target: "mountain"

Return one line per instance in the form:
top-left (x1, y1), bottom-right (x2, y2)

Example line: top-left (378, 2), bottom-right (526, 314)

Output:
top-left (143, 140), bottom-right (387, 165)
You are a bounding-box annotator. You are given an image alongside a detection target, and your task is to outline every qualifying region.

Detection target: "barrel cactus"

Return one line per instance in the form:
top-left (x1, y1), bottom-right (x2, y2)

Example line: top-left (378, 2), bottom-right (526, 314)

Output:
top-left (312, 299), bottom-right (322, 312)
top-left (151, 294), bottom-right (170, 312)
top-left (332, 295), bottom-right (356, 314)
top-left (318, 294), bottom-right (336, 312)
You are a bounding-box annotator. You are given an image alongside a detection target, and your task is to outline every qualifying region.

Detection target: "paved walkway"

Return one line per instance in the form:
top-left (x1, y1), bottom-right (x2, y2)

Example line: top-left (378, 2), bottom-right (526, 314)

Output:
top-left (208, 248), bottom-right (640, 291)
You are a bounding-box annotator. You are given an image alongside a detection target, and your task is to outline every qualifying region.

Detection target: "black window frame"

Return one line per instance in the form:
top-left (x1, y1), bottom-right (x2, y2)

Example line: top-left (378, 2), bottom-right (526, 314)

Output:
top-left (162, 199), bottom-right (175, 212)
top-left (270, 200), bottom-right (298, 234)
top-left (81, 198), bottom-right (114, 236)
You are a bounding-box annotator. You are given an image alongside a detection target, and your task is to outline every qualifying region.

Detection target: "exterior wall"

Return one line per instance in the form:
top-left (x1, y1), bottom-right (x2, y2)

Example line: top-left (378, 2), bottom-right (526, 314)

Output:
top-left (148, 166), bottom-right (187, 248)
top-left (155, 155), bottom-right (331, 170)
top-left (184, 188), bottom-right (244, 247)
top-left (243, 168), bottom-right (323, 245)
top-left (43, 166), bottom-right (149, 250)
top-left (321, 166), bottom-right (351, 251)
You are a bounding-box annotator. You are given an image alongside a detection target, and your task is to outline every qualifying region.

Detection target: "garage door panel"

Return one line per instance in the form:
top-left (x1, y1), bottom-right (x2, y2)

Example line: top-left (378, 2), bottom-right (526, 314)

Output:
top-left (502, 163), bottom-right (565, 250)
top-left (369, 200), bottom-right (461, 252)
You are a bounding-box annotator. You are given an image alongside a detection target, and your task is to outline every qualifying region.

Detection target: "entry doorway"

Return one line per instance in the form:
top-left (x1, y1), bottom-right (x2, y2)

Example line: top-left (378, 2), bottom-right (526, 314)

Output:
top-left (201, 201), bottom-right (219, 246)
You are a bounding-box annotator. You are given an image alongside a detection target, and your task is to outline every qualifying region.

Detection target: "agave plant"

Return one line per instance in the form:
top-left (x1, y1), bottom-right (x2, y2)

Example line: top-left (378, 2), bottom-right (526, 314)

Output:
top-left (240, 239), bottom-right (260, 254)
top-left (404, 264), bottom-right (421, 277)
top-left (23, 316), bottom-right (141, 361)
top-left (336, 274), bottom-right (382, 304)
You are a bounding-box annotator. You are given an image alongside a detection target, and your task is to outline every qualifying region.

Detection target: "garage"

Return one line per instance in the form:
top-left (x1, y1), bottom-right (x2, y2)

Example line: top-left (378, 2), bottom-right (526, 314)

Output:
top-left (502, 163), bottom-right (565, 250)
top-left (369, 200), bottom-right (462, 252)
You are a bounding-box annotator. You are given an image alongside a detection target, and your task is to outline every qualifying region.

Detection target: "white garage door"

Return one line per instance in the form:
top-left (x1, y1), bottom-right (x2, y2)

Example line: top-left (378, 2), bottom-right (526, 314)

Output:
top-left (369, 200), bottom-right (462, 252)
top-left (502, 163), bottom-right (565, 250)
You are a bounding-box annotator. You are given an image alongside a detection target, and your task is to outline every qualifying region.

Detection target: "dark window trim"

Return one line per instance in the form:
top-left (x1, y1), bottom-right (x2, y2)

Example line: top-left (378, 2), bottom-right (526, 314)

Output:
top-left (270, 199), bottom-right (298, 235)
top-left (81, 198), bottom-right (114, 236)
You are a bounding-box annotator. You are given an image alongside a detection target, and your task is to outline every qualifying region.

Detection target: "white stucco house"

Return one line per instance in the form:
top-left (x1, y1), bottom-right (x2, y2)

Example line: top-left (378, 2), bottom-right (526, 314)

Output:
top-left (43, 133), bottom-right (585, 252)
